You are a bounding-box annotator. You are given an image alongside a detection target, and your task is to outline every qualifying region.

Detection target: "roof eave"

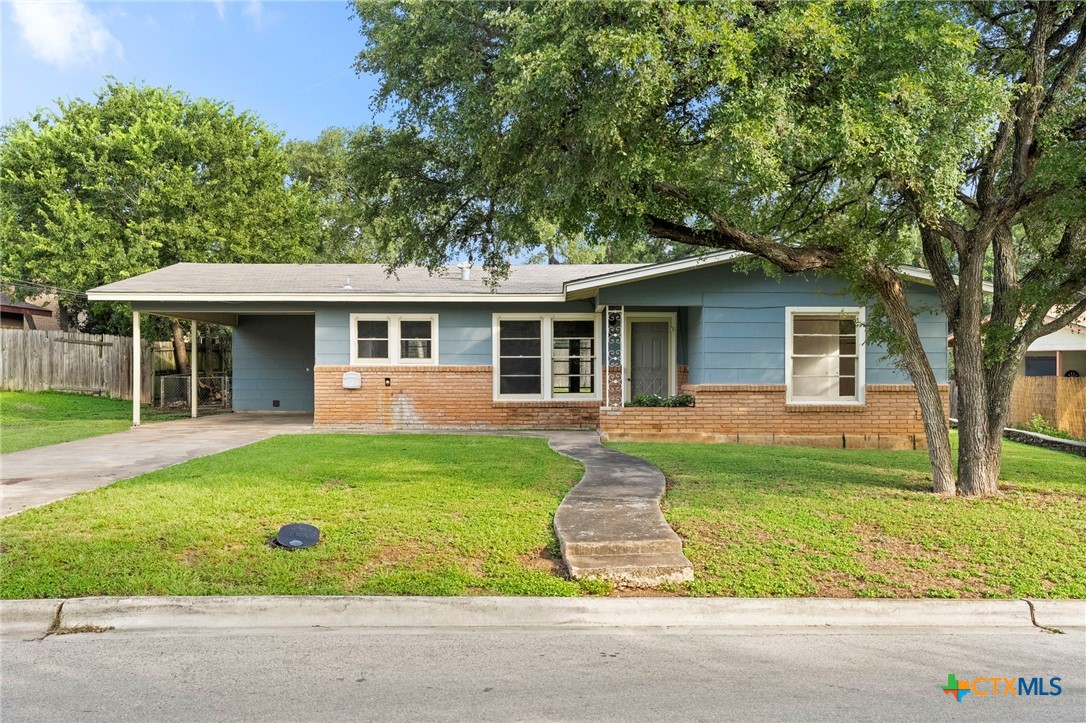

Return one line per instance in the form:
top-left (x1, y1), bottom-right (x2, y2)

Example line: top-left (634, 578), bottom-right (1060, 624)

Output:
top-left (85, 291), bottom-right (571, 304)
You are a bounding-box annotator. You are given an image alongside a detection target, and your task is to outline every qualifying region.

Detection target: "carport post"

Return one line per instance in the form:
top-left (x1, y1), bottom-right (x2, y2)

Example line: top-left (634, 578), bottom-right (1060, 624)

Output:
top-left (132, 310), bottom-right (141, 427)
top-left (190, 320), bottom-right (198, 418)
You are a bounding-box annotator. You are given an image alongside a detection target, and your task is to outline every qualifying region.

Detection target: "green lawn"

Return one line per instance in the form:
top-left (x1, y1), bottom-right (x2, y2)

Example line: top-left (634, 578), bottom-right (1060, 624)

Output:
top-left (0, 434), bottom-right (592, 599)
top-left (611, 436), bottom-right (1086, 599)
top-left (0, 391), bottom-right (189, 453)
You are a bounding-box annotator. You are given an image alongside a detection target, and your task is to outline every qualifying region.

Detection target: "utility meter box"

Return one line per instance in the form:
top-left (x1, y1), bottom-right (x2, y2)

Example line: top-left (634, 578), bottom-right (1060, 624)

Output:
top-left (342, 371), bottom-right (362, 389)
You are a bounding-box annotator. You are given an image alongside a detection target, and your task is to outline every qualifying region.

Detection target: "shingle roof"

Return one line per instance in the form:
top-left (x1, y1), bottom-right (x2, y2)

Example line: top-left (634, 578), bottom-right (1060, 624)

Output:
top-left (88, 262), bottom-right (646, 298)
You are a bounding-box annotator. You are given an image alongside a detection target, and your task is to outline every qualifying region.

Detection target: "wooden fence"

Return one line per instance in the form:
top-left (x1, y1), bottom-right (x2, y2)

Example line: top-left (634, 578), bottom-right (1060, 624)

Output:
top-left (1008, 376), bottom-right (1086, 439)
top-left (0, 329), bottom-right (153, 403)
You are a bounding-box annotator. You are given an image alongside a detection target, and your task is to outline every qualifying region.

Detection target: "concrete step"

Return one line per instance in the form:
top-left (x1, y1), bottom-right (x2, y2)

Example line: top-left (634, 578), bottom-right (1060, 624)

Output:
top-left (565, 552), bottom-right (694, 588)
top-left (560, 536), bottom-right (685, 557)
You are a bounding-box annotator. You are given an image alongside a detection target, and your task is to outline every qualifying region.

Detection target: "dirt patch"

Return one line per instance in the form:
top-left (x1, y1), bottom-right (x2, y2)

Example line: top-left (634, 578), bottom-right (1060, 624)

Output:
top-left (517, 545), bottom-right (567, 578)
top-left (610, 587), bottom-right (686, 597)
top-left (846, 523), bottom-right (989, 598)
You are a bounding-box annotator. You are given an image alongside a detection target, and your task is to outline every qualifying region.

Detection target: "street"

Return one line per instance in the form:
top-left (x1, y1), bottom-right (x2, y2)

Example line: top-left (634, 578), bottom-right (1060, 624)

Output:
top-left (2, 627), bottom-right (1082, 722)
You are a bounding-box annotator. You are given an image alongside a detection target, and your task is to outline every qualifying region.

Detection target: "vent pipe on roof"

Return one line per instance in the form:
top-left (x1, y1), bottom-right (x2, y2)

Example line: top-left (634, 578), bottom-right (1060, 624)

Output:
top-left (457, 262), bottom-right (471, 281)
top-left (342, 277), bottom-right (352, 290)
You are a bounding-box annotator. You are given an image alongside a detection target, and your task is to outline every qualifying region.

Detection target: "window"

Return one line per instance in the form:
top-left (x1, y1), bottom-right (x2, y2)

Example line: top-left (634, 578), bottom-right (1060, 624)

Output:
top-left (493, 314), bottom-right (599, 400)
top-left (552, 319), bottom-right (596, 395)
top-left (786, 308), bottom-right (865, 403)
top-left (350, 314), bottom-right (437, 365)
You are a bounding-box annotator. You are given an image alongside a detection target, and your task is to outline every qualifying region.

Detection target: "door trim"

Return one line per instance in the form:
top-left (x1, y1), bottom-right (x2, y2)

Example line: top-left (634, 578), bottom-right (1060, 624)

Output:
top-left (623, 312), bottom-right (678, 402)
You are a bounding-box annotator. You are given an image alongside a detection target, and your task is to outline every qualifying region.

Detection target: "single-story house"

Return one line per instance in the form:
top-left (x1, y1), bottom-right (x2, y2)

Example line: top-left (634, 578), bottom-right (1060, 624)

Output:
top-left (87, 251), bottom-right (949, 449)
top-left (1021, 312), bottom-right (1085, 378)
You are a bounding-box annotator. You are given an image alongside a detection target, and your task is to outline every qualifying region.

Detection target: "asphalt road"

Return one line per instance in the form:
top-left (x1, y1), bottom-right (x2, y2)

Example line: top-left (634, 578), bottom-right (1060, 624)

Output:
top-left (2, 627), bottom-right (1083, 722)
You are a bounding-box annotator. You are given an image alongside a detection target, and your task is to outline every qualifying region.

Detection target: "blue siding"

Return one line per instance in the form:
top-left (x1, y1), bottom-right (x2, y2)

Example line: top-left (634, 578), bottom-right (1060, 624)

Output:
top-left (600, 264), bottom-right (948, 385)
top-left (232, 315), bottom-right (315, 411)
top-left (314, 302), bottom-right (596, 366)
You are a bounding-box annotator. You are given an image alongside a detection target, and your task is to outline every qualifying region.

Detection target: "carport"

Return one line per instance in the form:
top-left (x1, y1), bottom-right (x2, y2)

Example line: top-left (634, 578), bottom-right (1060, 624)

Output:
top-left (88, 278), bottom-right (318, 427)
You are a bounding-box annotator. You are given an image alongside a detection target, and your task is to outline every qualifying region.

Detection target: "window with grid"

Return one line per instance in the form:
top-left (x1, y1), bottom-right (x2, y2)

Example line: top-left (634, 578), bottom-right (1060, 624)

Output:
top-left (497, 319), bottom-right (542, 395)
top-left (789, 312), bottom-right (862, 402)
top-left (551, 319), bottom-right (596, 395)
top-left (355, 319), bottom-right (390, 362)
top-left (351, 315), bottom-right (437, 365)
top-left (399, 319), bottom-right (433, 361)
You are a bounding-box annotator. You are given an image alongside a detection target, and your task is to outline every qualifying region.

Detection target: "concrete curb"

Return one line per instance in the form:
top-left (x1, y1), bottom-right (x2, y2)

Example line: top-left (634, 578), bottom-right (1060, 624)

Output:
top-left (1029, 599), bottom-right (1086, 628)
top-left (5, 597), bottom-right (1081, 636)
top-left (0, 599), bottom-right (61, 637)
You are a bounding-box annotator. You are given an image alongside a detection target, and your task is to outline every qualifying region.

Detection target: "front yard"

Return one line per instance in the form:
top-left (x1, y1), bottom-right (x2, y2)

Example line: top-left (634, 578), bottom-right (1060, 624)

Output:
top-left (613, 436), bottom-right (1086, 599)
top-left (1, 428), bottom-right (1082, 600)
top-left (0, 434), bottom-right (589, 598)
top-left (0, 391), bottom-right (188, 453)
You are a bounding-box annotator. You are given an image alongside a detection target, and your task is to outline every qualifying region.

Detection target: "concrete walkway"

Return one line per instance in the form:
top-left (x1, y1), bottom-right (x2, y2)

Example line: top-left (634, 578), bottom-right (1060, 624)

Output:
top-left (548, 432), bottom-right (693, 587)
top-left (0, 412), bottom-right (312, 518)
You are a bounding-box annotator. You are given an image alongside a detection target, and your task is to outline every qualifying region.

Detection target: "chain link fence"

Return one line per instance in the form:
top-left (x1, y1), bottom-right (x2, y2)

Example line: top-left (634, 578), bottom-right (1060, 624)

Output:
top-left (155, 374), bottom-right (232, 410)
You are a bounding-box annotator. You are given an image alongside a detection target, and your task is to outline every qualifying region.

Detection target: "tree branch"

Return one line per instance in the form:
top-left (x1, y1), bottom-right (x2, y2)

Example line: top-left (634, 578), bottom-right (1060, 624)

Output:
top-left (643, 214), bottom-right (838, 273)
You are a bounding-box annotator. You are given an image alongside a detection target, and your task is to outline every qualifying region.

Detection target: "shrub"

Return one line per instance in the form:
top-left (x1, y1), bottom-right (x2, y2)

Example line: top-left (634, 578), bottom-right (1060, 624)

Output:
top-left (625, 393), bottom-right (695, 408)
top-left (1025, 413), bottom-right (1071, 440)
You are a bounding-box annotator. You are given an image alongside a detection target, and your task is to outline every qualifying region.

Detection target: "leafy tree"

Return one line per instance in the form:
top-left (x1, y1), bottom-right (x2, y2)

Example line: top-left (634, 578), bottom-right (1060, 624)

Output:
top-left (286, 127), bottom-right (387, 262)
top-left (352, 0), bottom-right (1086, 496)
top-left (1, 80), bottom-right (319, 369)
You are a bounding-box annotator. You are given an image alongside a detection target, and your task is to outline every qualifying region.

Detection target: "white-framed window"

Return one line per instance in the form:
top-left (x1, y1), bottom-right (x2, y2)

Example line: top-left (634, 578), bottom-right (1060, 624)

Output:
top-left (493, 313), bottom-right (601, 400)
top-left (785, 307), bottom-right (865, 404)
top-left (350, 314), bottom-right (438, 365)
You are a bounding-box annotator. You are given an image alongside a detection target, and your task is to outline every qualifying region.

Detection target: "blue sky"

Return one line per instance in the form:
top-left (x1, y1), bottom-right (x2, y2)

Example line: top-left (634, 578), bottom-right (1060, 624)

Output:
top-left (2, 0), bottom-right (388, 141)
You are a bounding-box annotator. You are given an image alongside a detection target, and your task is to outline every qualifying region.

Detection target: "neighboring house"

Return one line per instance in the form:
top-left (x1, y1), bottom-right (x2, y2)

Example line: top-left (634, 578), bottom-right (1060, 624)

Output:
top-left (0, 294), bottom-right (54, 330)
top-left (1021, 312), bottom-right (1085, 378)
top-left (87, 251), bottom-right (949, 449)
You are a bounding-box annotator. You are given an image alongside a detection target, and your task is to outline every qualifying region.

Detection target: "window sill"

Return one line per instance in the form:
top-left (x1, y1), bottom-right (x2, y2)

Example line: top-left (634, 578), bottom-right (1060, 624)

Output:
top-left (785, 402), bottom-right (867, 413)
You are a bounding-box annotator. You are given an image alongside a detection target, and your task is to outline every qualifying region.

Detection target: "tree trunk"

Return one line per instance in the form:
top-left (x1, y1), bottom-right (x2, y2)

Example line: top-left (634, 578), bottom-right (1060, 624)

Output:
top-left (865, 262), bottom-right (956, 495)
top-left (952, 253), bottom-right (1001, 497)
top-left (171, 320), bottom-right (191, 375)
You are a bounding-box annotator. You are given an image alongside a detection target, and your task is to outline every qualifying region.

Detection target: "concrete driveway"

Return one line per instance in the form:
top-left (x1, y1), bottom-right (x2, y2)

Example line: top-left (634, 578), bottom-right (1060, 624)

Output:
top-left (0, 412), bottom-right (312, 518)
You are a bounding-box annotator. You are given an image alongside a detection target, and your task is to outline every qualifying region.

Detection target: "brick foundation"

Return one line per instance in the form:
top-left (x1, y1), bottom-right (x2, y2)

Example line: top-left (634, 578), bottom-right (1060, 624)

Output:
top-left (314, 365), bottom-right (601, 430)
top-left (599, 384), bottom-right (950, 450)
top-left (313, 365), bottom-right (946, 449)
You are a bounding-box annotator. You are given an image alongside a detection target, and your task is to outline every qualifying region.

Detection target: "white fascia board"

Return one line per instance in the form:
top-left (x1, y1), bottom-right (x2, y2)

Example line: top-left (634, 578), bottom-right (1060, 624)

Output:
top-left (561, 250), bottom-right (987, 298)
top-left (563, 250), bottom-right (747, 296)
top-left (86, 292), bottom-right (570, 303)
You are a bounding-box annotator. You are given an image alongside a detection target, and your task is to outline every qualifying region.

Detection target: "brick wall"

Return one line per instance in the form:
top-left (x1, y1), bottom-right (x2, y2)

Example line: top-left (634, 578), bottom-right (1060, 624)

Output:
top-left (600, 384), bottom-right (950, 450)
top-left (314, 365), bottom-right (600, 430)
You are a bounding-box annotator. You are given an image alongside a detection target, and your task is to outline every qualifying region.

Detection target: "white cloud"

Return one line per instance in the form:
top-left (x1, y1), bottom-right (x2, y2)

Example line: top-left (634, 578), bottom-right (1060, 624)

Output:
top-left (11, 0), bottom-right (123, 68)
top-left (242, 0), bottom-right (262, 25)
top-left (213, 1), bottom-right (226, 21)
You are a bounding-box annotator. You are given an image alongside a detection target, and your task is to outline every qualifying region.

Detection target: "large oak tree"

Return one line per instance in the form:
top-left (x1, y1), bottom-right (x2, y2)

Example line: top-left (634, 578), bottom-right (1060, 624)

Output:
top-left (351, 0), bottom-right (1086, 496)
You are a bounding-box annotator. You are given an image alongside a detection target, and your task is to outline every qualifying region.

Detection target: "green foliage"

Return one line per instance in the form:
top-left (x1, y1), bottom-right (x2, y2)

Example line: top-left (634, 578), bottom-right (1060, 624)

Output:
top-left (1, 80), bottom-right (319, 311)
top-left (0, 434), bottom-right (589, 598)
top-left (350, 1), bottom-right (1003, 273)
top-left (613, 434), bottom-right (1086, 598)
top-left (285, 127), bottom-right (387, 263)
top-left (625, 393), bottom-right (696, 407)
top-left (1024, 413), bottom-right (1073, 441)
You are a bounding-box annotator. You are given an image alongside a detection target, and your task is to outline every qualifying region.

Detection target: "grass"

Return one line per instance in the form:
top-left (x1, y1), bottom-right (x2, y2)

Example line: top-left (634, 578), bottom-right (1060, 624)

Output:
top-left (611, 435), bottom-right (1086, 599)
top-left (0, 434), bottom-right (596, 599)
top-left (0, 391), bottom-right (190, 453)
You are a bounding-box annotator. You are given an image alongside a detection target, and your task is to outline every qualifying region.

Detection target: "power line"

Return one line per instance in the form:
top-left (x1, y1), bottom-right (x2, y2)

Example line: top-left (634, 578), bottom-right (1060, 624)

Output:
top-left (0, 277), bottom-right (86, 297)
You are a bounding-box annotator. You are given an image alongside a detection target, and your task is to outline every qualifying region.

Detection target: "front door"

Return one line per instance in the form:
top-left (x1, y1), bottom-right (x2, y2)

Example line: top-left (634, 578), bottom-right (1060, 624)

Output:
top-left (630, 321), bottom-right (670, 399)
